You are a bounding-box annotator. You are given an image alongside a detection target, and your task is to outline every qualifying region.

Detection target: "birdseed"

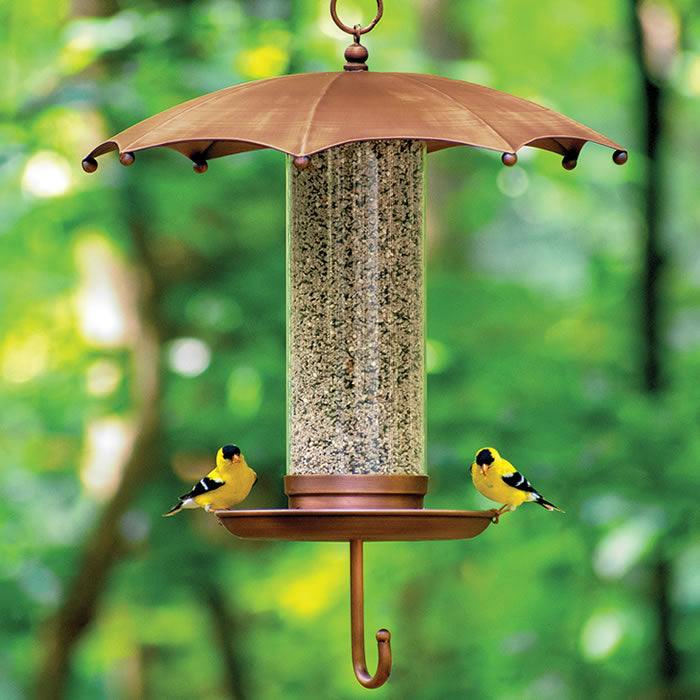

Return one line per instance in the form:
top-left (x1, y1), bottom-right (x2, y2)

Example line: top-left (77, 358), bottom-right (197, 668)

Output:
top-left (287, 140), bottom-right (425, 475)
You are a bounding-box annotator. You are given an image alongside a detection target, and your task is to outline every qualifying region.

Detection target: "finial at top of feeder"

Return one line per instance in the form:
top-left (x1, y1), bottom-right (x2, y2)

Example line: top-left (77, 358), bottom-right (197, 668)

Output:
top-left (330, 0), bottom-right (384, 71)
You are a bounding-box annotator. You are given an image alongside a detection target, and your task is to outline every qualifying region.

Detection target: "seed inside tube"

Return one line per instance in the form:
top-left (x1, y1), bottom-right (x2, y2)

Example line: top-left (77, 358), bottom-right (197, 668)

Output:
top-left (287, 141), bottom-right (426, 475)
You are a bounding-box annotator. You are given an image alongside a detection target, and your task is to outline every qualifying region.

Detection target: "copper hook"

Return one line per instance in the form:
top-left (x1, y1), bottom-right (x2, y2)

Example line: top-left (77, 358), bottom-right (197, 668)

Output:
top-left (350, 540), bottom-right (392, 689)
top-left (330, 0), bottom-right (384, 36)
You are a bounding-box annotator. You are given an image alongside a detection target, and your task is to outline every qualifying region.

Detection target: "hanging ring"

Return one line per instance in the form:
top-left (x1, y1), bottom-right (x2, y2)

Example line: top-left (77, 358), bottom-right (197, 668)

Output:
top-left (330, 0), bottom-right (384, 36)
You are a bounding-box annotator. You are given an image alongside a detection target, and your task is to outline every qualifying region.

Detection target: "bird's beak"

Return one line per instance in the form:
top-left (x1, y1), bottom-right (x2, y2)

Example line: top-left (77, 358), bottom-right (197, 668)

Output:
top-left (480, 465), bottom-right (488, 476)
top-left (232, 455), bottom-right (240, 463)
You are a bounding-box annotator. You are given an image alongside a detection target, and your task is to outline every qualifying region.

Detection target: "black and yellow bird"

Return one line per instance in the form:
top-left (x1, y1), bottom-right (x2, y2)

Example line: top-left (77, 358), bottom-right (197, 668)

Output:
top-left (163, 444), bottom-right (257, 516)
top-left (471, 446), bottom-right (564, 516)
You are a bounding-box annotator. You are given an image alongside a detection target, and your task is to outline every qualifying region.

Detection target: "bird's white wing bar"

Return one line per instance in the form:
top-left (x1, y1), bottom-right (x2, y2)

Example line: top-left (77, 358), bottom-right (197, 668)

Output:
top-left (180, 476), bottom-right (225, 500)
top-left (501, 471), bottom-right (537, 493)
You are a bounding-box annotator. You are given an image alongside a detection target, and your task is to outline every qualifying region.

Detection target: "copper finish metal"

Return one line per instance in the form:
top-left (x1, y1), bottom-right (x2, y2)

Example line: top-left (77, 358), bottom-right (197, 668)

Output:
top-left (562, 153), bottom-right (578, 170)
top-left (343, 42), bottom-right (370, 71)
top-left (216, 505), bottom-right (494, 691)
top-left (218, 471), bottom-right (491, 689)
top-left (330, 0), bottom-right (384, 37)
top-left (216, 504), bottom-right (494, 689)
top-left (613, 149), bottom-right (629, 165)
top-left (350, 540), bottom-right (391, 689)
top-left (284, 474), bottom-right (428, 510)
top-left (82, 72), bottom-right (627, 170)
top-left (215, 508), bottom-right (495, 541)
top-left (292, 155), bottom-right (310, 170)
top-left (81, 157), bottom-right (98, 173)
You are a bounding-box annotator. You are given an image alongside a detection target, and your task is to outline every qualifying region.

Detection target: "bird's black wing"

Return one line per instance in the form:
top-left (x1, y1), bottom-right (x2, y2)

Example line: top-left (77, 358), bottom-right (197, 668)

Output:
top-left (501, 471), bottom-right (538, 493)
top-left (180, 476), bottom-right (225, 501)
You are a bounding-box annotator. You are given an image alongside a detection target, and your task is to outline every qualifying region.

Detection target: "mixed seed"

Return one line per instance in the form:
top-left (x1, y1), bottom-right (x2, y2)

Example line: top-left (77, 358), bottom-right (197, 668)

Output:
top-left (287, 140), bottom-right (425, 474)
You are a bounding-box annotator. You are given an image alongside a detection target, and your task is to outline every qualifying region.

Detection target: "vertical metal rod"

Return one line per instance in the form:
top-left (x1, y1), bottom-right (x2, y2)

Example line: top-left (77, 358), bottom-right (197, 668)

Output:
top-left (349, 539), bottom-right (392, 689)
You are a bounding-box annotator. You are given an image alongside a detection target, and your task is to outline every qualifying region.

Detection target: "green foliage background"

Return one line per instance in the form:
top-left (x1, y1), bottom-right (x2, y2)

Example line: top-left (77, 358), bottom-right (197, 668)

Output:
top-left (2, 1), bottom-right (699, 698)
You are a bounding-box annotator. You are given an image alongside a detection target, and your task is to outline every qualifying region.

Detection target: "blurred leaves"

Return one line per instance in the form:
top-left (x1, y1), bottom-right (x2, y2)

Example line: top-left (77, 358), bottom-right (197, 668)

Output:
top-left (2, 0), bottom-right (699, 699)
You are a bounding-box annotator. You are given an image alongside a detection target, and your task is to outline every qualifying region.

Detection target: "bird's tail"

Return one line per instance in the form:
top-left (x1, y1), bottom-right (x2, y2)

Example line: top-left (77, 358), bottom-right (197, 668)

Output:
top-left (536, 496), bottom-right (565, 513)
top-left (162, 502), bottom-right (183, 517)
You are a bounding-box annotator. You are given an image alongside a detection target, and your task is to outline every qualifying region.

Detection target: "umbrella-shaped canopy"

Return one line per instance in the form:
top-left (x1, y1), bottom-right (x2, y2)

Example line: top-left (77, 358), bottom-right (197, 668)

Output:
top-left (82, 70), bottom-right (627, 173)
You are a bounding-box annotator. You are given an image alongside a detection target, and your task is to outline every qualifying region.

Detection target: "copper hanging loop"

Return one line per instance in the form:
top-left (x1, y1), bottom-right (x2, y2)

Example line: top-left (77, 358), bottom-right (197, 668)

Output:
top-left (331, 0), bottom-right (383, 70)
top-left (349, 540), bottom-right (392, 689)
top-left (330, 0), bottom-right (384, 36)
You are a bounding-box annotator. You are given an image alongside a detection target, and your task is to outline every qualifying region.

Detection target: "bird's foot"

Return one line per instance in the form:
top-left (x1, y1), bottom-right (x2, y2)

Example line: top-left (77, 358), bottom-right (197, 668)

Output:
top-left (490, 508), bottom-right (505, 523)
top-left (490, 505), bottom-right (512, 522)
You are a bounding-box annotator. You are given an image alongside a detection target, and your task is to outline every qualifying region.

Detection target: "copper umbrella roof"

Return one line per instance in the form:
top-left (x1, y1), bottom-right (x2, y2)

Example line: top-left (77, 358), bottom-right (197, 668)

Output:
top-left (82, 70), bottom-right (627, 173)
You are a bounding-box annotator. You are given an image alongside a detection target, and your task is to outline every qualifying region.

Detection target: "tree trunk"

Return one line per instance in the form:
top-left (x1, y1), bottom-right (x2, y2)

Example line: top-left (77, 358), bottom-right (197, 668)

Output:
top-left (629, 0), bottom-right (680, 692)
top-left (630, 0), bottom-right (666, 394)
top-left (34, 204), bottom-right (163, 700)
top-left (203, 582), bottom-right (250, 700)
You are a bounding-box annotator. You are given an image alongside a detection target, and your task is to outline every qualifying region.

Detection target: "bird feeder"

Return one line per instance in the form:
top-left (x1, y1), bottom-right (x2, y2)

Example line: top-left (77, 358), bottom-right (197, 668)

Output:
top-left (83, 0), bottom-right (627, 689)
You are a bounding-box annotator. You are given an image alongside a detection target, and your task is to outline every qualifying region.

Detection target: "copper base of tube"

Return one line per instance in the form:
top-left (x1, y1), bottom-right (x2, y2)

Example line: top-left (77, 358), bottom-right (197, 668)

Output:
top-left (284, 474), bottom-right (428, 509)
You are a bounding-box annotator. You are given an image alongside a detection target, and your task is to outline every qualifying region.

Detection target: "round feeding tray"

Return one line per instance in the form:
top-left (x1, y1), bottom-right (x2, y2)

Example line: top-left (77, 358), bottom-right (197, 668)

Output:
top-left (215, 508), bottom-right (497, 542)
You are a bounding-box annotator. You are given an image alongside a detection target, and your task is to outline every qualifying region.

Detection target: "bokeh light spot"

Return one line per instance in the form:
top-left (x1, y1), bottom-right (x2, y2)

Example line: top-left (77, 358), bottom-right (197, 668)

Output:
top-left (236, 44), bottom-right (288, 79)
top-left (278, 551), bottom-right (345, 618)
top-left (593, 513), bottom-right (661, 580)
top-left (86, 359), bottom-right (123, 396)
top-left (1, 331), bottom-right (49, 383)
top-left (16, 559), bottom-right (62, 605)
top-left (581, 610), bottom-right (625, 660)
top-left (22, 151), bottom-right (72, 198)
top-left (74, 233), bottom-right (137, 347)
top-left (167, 338), bottom-right (211, 377)
top-left (497, 165), bottom-right (529, 198)
top-left (80, 416), bottom-right (135, 500)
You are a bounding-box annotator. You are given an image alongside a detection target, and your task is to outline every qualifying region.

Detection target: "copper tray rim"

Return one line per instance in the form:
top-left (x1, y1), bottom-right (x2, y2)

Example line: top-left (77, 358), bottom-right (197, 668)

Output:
top-left (215, 507), bottom-right (498, 541)
top-left (215, 508), bottom-right (494, 517)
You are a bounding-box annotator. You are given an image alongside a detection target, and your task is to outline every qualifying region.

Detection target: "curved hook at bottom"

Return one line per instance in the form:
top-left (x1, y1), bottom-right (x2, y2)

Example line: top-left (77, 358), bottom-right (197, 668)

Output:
top-left (350, 540), bottom-right (392, 689)
top-left (354, 628), bottom-right (391, 689)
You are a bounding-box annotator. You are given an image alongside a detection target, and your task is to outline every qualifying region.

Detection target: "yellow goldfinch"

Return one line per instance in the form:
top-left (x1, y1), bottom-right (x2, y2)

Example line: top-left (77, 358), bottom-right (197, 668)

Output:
top-left (163, 444), bottom-right (257, 516)
top-left (470, 447), bottom-right (564, 516)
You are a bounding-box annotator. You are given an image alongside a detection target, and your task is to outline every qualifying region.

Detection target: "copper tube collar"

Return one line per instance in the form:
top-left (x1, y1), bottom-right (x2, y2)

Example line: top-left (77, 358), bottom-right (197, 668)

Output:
top-left (285, 474), bottom-right (428, 509)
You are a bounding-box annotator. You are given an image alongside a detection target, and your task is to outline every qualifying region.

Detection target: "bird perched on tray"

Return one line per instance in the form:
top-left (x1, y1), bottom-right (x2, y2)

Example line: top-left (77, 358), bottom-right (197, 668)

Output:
top-left (470, 447), bottom-right (563, 516)
top-left (163, 444), bottom-right (257, 516)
